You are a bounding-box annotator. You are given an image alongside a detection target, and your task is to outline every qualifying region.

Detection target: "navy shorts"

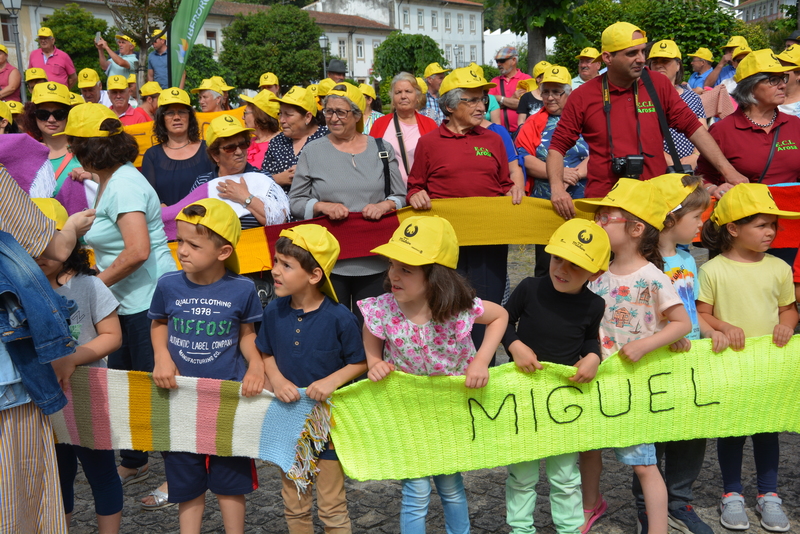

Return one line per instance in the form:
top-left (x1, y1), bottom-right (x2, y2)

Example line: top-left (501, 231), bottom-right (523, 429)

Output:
top-left (164, 452), bottom-right (258, 503)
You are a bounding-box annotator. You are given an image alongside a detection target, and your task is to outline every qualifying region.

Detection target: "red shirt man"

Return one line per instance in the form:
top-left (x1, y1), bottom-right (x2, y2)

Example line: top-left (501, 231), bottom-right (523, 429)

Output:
top-left (488, 46), bottom-right (530, 134)
top-left (27, 27), bottom-right (76, 88)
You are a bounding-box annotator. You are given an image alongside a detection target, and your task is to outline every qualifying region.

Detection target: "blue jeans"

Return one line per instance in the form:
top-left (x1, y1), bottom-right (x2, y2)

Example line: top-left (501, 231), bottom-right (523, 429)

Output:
top-left (401, 473), bottom-right (469, 534)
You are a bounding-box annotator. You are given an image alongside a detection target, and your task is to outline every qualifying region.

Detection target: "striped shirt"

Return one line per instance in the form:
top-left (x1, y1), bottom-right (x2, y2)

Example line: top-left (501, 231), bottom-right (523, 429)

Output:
top-left (0, 164), bottom-right (55, 256)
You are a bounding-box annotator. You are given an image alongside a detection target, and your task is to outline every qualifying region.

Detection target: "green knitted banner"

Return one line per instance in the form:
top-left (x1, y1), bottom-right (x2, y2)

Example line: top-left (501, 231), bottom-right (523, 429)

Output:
top-left (330, 335), bottom-right (800, 481)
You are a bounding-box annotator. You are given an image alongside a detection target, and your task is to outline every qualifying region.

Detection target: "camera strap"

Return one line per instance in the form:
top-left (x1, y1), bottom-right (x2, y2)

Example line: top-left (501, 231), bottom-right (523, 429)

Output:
top-left (602, 74), bottom-right (644, 164)
top-left (640, 69), bottom-right (685, 174)
top-left (757, 125), bottom-right (782, 183)
top-left (499, 78), bottom-right (511, 131)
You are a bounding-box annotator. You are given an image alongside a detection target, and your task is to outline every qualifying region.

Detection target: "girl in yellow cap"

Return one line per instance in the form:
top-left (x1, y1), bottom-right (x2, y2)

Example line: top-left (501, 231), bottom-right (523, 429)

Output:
top-left (359, 216), bottom-right (508, 534)
top-left (698, 182), bottom-right (800, 531)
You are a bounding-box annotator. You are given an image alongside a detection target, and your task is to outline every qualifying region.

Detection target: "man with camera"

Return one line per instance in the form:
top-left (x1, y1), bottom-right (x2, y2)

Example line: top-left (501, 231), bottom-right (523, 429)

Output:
top-left (546, 22), bottom-right (748, 219)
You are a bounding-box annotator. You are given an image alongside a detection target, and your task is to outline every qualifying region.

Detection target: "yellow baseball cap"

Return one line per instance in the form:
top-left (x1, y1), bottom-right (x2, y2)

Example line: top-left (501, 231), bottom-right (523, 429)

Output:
top-left (37, 27), bottom-right (54, 38)
top-left (210, 76), bottom-right (234, 91)
top-left (516, 79), bottom-right (536, 92)
top-left (416, 77), bottom-right (428, 95)
top-left (276, 86), bottom-right (317, 115)
top-left (239, 89), bottom-right (280, 119)
top-left (127, 73), bottom-right (137, 84)
top-left (115, 34), bottom-right (136, 47)
top-left (175, 198), bottom-right (242, 273)
top-left (190, 78), bottom-right (225, 94)
top-left (6, 101), bottom-right (22, 115)
top-left (69, 92), bottom-right (85, 106)
top-left (32, 82), bottom-right (70, 106)
top-left (777, 44), bottom-right (800, 67)
top-left (107, 75), bottom-right (128, 91)
top-left (734, 49), bottom-right (795, 83)
top-left (327, 82), bottom-right (366, 132)
top-left (152, 29), bottom-right (167, 40)
top-left (158, 87), bottom-right (191, 107)
top-left (0, 101), bottom-right (11, 125)
top-left (424, 62), bottom-right (451, 79)
top-left (532, 60), bottom-right (552, 79)
top-left (732, 45), bottom-right (752, 60)
top-left (545, 218), bottom-right (610, 273)
top-left (439, 67), bottom-right (497, 96)
top-left (317, 78), bottom-right (336, 97)
top-left (278, 224), bottom-right (341, 302)
top-left (139, 81), bottom-right (162, 97)
top-left (599, 22), bottom-right (647, 55)
top-left (25, 67), bottom-right (47, 82)
top-left (358, 82), bottom-right (377, 100)
top-left (0, 44), bottom-right (8, 55)
top-left (56, 103), bottom-right (120, 138)
top-left (540, 65), bottom-right (571, 85)
top-left (649, 173), bottom-right (700, 220)
top-left (77, 68), bottom-right (100, 88)
top-left (723, 36), bottom-right (748, 50)
top-left (31, 198), bottom-right (68, 230)
top-left (710, 183), bottom-right (800, 226)
top-left (575, 47), bottom-right (601, 60)
top-left (648, 40), bottom-right (682, 60)
top-left (259, 72), bottom-right (279, 87)
top-left (574, 178), bottom-right (677, 230)
top-left (371, 216), bottom-right (459, 269)
top-left (205, 114), bottom-right (253, 147)
top-left (688, 47), bottom-right (714, 62)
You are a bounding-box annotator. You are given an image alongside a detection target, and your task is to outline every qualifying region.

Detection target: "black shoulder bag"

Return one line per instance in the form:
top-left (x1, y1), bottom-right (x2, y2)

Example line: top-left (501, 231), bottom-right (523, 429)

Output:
top-left (375, 137), bottom-right (391, 197)
top-left (499, 79), bottom-right (511, 131)
top-left (392, 113), bottom-right (411, 176)
top-left (640, 69), bottom-right (685, 174)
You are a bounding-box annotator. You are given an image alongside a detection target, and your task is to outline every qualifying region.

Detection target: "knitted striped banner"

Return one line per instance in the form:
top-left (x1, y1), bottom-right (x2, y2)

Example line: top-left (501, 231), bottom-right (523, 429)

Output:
top-left (49, 367), bottom-right (328, 490)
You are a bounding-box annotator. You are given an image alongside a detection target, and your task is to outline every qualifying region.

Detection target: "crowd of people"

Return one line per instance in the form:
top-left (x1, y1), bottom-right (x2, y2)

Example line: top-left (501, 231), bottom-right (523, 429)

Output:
top-left (2, 18), bottom-right (800, 534)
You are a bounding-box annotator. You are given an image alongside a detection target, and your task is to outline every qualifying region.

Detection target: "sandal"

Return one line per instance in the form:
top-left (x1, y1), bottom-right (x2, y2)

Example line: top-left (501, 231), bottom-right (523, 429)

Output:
top-left (581, 495), bottom-right (608, 534)
top-left (119, 464), bottom-right (150, 487)
top-left (141, 488), bottom-right (175, 510)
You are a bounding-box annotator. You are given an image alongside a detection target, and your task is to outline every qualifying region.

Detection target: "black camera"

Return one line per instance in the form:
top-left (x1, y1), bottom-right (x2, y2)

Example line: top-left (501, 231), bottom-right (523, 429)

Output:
top-left (611, 155), bottom-right (645, 178)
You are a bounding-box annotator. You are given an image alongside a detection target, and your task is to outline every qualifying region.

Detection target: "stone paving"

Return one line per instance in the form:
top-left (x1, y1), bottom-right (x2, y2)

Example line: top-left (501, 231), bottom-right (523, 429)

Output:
top-left (70, 246), bottom-right (800, 533)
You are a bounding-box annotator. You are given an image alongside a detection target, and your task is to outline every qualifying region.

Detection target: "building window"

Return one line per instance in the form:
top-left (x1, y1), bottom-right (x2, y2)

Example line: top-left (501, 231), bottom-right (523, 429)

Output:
top-left (1, 15), bottom-right (10, 42)
top-left (445, 44), bottom-right (452, 63)
top-left (457, 14), bottom-right (464, 32)
top-left (356, 39), bottom-right (364, 60)
top-left (418, 9), bottom-right (424, 29)
top-left (431, 11), bottom-right (438, 29)
top-left (403, 8), bottom-right (410, 27)
top-left (469, 14), bottom-right (476, 33)
top-left (470, 45), bottom-right (477, 62)
top-left (444, 12), bottom-right (451, 31)
top-left (338, 38), bottom-right (347, 60)
top-left (206, 30), bottom-right (217, 52)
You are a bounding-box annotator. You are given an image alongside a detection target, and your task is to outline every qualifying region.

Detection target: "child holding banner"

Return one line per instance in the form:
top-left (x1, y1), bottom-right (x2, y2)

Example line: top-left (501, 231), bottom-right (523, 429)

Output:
top-left (501, 217), bottom-right (609, 534)
top-left (359, 215), bottom-right (508, 534)
top-left (574, 179), bottom-right (693, 534)
top-left (698, 183), bottom-right (800, 532)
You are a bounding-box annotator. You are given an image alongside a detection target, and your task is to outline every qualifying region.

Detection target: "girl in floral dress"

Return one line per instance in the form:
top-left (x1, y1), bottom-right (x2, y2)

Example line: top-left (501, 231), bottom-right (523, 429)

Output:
top-left (358, 215), bottom-right (507, 534)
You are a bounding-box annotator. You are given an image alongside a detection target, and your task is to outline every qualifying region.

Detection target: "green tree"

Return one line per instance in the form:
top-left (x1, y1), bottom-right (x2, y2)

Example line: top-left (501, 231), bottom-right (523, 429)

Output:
top-left (219, 6), bottom-right (323, 91)
top-left (184, 44), bottom-right (238, 107)
top-left (41, 3), bottom-right (115, 89)
top-left (372, 32), bottom-right (447, 81)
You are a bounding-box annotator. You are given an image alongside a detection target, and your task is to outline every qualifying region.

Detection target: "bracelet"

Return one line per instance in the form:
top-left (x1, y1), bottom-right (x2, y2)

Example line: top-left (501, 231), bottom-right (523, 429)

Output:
top-left (500, 96), bottom-right (505, 106)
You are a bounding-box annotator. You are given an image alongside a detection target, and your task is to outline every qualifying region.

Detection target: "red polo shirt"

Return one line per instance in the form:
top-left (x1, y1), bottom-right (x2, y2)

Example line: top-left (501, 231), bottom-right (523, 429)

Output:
top-left (28, 47), bottom-right (75, 87)
top-left (114, 105), bottom-right (150, 126)
top-left (696, 109), bottom-right (800, 185)
top-left (406, 123), bottom-right (513, 201)
top-left (0, 63), bottom-right (21, 102)
top-left (489, 69), bottom-right (531, 134)
top-left (549, 68), bottom-right (702, 198)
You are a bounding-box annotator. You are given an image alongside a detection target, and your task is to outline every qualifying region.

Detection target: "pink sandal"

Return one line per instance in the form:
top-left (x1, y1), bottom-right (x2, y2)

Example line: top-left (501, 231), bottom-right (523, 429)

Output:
top-left (580, 495), bottom-right (608, 534)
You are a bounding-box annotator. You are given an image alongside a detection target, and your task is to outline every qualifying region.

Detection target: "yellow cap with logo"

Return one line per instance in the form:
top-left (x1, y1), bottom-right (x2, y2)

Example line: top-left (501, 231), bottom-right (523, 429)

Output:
top-left (279, 224), bottom-right (341, 302)
top-left (574, 177), bottom-right (679, 230)
top-left (0, 101), bottom-right (11, 125)
top-left (649, 173), bottom-right (700, 221)
top-left (69, 92), bottom-right (85, 106)
top-left (115, 34), bottom-right (136, 47)
top-left (317, 78), bottom-right (337, 97)
top-left (371, 215), bottom-right (459, 269)
top-left (575, 47), bottom-right (601, 60)
top-left (56, 103), bottom-right (120, 138)
top-left (107, 75), bottom-right (128, 91)
top-left (259, 72), bottom-right (279, 87)
top-left (648, 39), bottom-right (682, 60)
top-left (77, 68), bottom-right (100, 88)
top-left (190, 78), bottom-right (225, 94)
top-left (723, 36), bottom-right (748, 50)
top-left (688, 47), bottom-right (714, 62)
top-left (545, 218), bottom-right (610, 273)
top-left (777, 44), bottom-right (800, 67)
top-left (152, 29), bottom-right (167, 40)
top-left (205, 114), bottom-right (253, 147)
top-left (175, 198), bottom-right (242, 273)
top-left (276, 86), bottom-right (317, 115)
top-left (32, 82), bottom-right (70, 106)
top-left (540, 65), bottom-right (571, 86)
top-left (210, 76), bottom-right (234, 91)
top-left (31, 198), bottom-right (69, 230)
top-left (416, 77), bottom-right (428, 95)
top-left (734, 49), bottom-right (795, 83)
top-left (25, 67), bottom-right (47, 82)
top-left (424, 62), bottom-right (451, 79)
top-left (139, 81), bottom-right (162, 97)
top-left (710, 183), bottom-right (800, 226)
top-left (38, 27), bottom-right (54, 38)
top-left (127, 73), bottom-right (137, 84)
top-left (5, 101), bottom-right (22, 115)
top-left (239, 89), bottom-right (280, 119)
top-left (600, 22), bottom-right (647, 55)
top-left (327, 82), bottom-right (366, 132)
top-left (158, 87), bottom-right (191, 107)
top-left (532, 60), bottom-right (552, 79)
top-left (439, 67), bottom-right (497, 96)
top-left (358, 83), bottom-right (377, 100)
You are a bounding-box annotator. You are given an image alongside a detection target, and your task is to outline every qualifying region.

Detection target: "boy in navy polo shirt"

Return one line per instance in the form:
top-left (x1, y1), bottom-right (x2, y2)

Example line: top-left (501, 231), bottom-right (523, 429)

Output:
top-left (256, 224), bottom-right (366, 533)
top-left (150, 198), bottom-right (265, 532)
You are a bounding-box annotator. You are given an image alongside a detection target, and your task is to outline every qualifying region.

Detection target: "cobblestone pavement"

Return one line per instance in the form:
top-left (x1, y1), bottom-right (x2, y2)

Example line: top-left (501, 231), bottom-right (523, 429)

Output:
top-left (70, 246), bottom-right (800, 533)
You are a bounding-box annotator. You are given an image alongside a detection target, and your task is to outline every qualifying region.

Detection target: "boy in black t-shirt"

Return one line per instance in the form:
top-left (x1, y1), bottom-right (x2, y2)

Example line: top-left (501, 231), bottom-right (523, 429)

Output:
top-left (502, 218), bottom-right (610, 534)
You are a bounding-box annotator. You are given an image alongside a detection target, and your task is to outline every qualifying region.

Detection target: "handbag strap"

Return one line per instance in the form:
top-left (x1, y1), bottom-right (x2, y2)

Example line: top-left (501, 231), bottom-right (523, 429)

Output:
top-left (392, 113), bottom-right (410, 175)
top-left (640, 69), bottom-right (685, 174)
top-left (499, 79), bottom-right (511, 131)
top-left (757, 125), bottom-right (782, 183)
top-left (375, 137), bottom-right (391, 197)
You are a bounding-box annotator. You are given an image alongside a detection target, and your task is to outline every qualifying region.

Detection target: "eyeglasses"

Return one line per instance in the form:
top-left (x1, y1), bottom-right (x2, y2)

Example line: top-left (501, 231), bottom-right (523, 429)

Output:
top-left (459, 95), bottom-right (490, 107)
top-left (164, 109), bottom-right (190, 117)
top-left (540, 90), bottom-right (566, 99)
top-left (595, 213), bottom-right (632, 226)
top-left (35, 109), bottom-right (68, 121)
top-left (322, 108), bottom-right (353, 120)
top-left (219, 139), bottom-right (249, 153)
top-left (763, 74), bottom-right (790, 86)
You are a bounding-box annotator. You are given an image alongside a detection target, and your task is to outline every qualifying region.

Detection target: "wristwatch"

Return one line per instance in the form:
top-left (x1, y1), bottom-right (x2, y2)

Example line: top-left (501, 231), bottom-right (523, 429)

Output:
top-left (243, 194), bottom-right (254, 207)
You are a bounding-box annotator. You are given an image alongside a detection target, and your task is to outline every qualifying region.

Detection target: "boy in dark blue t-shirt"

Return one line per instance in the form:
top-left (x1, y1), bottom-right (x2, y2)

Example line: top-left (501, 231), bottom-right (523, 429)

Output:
top-left (150, 198), bottom-right (265, 532)
top-left (256, 224), bottom-right (366, 533)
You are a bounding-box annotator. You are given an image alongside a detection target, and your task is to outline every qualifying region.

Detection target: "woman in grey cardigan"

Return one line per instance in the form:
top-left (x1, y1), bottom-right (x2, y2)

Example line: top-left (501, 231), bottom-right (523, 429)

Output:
top-left (289, 82), bottom-right (406, 324)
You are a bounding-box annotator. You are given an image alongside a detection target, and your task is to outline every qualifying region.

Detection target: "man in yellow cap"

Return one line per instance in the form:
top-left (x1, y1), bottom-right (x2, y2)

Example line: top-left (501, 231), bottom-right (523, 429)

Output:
top-left (27, 27), bottom-right (76, 88)
top-left (147, 29), bottom-right (168, 89)
top-left (422, 62), bottom-right (451, 124)
top-left (191, 78), bottom-right (226, 112)
top-left (488, 46), bottom-right (531, 134)
top-left (572, 47), bottom-right (601, 88)
top-left (77, 68), bottom-right (112, 107)
top-left (687, 47), bottom-right (714, 93)
top-left (24, 67), bottom-right (48, 95)
top-left (96, 34), bottom-right (138, 78)
top-left (259, 72), bottom-right (280, 95)
top-left (107, 75), bottom-right (148, 125)
top-left (546, 21), bottom-right (749, 220)
top-left (0, 44), bottom-right (21, 102)
top-left (137, 81), bottom-right (161, 120)
top-left (704, 36), bottom-right (751, 88)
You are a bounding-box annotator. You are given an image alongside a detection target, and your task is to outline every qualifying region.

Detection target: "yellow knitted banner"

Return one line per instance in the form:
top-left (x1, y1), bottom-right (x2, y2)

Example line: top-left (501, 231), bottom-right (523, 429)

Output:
top-left (329, 335), bottom-right (800, 481)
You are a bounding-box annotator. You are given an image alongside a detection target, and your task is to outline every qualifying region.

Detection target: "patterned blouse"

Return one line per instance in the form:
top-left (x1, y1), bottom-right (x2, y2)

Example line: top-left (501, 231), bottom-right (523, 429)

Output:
top-left (260, 125), bottom-right (329, 182)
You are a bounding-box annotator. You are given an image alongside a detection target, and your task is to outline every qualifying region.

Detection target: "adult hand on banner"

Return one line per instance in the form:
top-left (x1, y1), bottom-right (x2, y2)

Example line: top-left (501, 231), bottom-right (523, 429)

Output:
top-left (409, 190), bottom-right (432, 210)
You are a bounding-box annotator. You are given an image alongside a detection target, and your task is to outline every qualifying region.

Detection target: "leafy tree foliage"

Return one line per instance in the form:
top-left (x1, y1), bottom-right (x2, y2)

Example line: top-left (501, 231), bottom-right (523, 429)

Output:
top-left (184, 44), bottom-right (238, 107)
top-left (219, 6), bottom-right (323, 91)
top-left (372, 32), bottom-right (447, 81)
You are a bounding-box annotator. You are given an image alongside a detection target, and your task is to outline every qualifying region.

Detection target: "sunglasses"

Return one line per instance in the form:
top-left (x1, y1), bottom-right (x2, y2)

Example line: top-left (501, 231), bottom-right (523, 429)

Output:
top-left (219, 139), bottom-right (249, 153)
top-left (35, 109), bottom-right (69, 121)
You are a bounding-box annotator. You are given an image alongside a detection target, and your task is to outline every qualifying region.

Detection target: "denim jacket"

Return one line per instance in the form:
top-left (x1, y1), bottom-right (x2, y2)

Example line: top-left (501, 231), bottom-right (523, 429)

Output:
top-left (0, 230), bottom-right (75, 415)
